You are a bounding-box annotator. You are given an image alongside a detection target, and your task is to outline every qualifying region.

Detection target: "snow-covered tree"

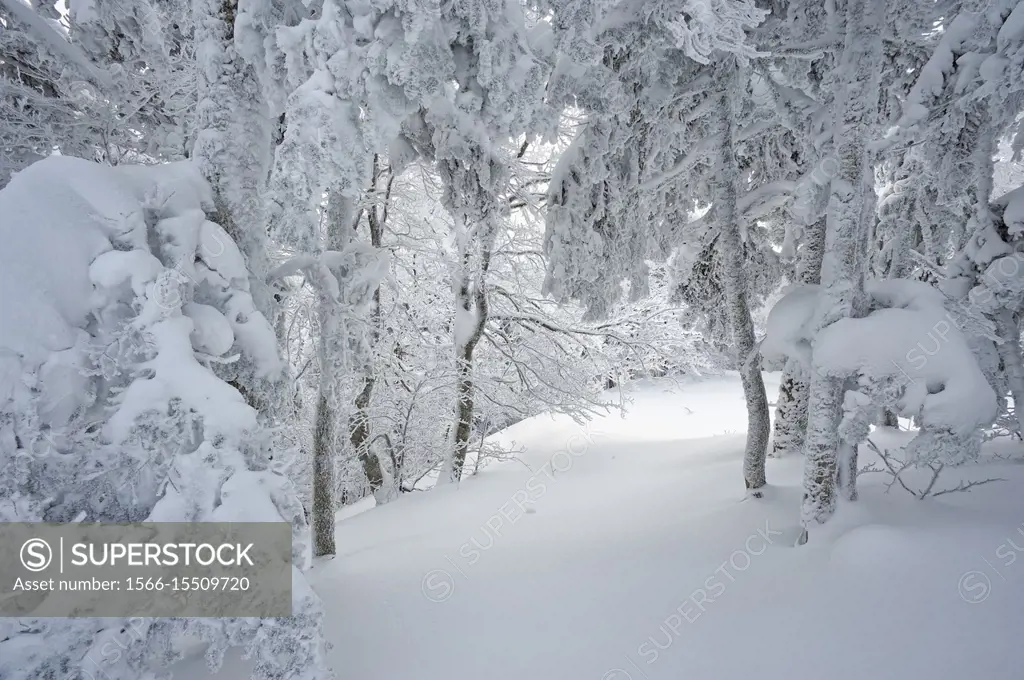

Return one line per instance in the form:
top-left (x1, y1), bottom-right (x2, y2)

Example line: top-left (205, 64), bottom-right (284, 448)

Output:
top-left (543, 0), bottom-right (778, 494)
top-left (755, 0), bottom-right (839, 458)
top-left (0, 0), bottom-right (116, 183)
top-left (794, 0), bottom-right (886, 539)
top-left (256, 0), bottom-right (387, 553)
top-left (892, 0), bottom-right (1024, 437)
top-left (763, 279), bottom-right (999, 495)
top-left (0, 155), bottom-right (325, 680)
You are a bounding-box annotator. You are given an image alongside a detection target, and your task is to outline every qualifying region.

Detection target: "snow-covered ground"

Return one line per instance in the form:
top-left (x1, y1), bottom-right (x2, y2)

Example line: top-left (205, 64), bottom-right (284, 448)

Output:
top-left (189, 372), bottom-right (1024, 679)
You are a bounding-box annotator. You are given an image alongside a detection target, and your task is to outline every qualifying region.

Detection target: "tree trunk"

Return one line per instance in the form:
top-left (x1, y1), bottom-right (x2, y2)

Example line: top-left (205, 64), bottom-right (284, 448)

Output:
top-left (433, 144), bottom-right (500, 487)
top-left (772, 361), bottom-right (808, 456)
top-left (192, 0), bottom-right (281, 417)
top-left (449, 338), bottom-right (478, 484)
top-left (962, 113), bottom-right (1016, 435)
top-left (349, 372), bottom-right (386, 487)
top-left (717, 61), bottom-right (771, 496)
top-left (772, 214), bottom-right (826, 458)
top-left (438, 263), bottom-right (488, 486)
top-left (799, 0), bottom-right (884, 543)
top-left (308, 192), bottom-right (360, 556)
top-left (348, 157), bottom-right (396, 501)
top-left (796, 217), bottom-right (828, 288)
top-left (837, 438), bottom-right (859, 502)
top-left (311, 389), bottom-right (336, 556)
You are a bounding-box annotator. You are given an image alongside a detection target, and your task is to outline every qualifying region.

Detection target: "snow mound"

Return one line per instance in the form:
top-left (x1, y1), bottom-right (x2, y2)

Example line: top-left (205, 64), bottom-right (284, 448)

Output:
top-left (814, 283), bottom-right (996, 438)
top-left (0, 157), bottom-right (211, 362)
top-left (0, 157), bottom-right (119, 364)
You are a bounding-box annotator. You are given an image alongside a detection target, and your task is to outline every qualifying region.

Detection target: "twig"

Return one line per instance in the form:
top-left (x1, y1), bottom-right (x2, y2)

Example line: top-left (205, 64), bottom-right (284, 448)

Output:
top-left (865, 438), bottom-right (915, 495)
top-left (931, 477), bottom-right (1006, 497)
top-left (864, 438), bottom-right (1006, 499)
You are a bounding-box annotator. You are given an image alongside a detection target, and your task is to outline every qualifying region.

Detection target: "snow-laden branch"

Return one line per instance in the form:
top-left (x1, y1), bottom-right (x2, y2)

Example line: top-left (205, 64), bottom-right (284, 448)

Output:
top-left (637, 132), bottom-right (723, 192)
top-left (0, 0), bottom-right (112, 89)
top-left (667, 0), bottom-right (770, 65)
top-left (737, 179), bottom-right (797, 216)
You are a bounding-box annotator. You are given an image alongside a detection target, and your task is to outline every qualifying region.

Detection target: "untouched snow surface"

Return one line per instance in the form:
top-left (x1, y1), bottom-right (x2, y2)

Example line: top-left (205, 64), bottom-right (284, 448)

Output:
top-left (186, 373), bottom-right (1023, 680)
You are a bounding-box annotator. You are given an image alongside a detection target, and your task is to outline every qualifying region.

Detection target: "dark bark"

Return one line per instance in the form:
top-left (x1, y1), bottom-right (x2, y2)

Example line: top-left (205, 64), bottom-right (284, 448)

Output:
top-left (771, 216), bottom-right (826, 457)
top-left (348, 157), bottom-right (393, 496)
top-left (772, 364), bottom-right (808, 456)
top-left (446, 256), bottom-right (489, 484)
top-left (309, 191), bottom-right (358, 555)
top-left (312, 391), bottom-right (336, 556)
top-left (350, 372), bottom-right (385, 490)
top-left (837, 439), bottom-right (859, 502)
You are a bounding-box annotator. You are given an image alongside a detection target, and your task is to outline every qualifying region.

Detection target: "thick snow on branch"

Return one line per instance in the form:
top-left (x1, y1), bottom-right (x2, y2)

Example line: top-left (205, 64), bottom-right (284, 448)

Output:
top-left (762, 279), bottom-right (997, 441)
top-left (994, 184), bottom-right (1024, 237)
top-left (887, 13), bottom-right (978, 135)
top-left (667, 0), bottom-right (770, 65)
top-left (0, 154), bottom-right (285, 455)
top-left (760, 283), bottom-right (819, 371)
top-left (0, 154), bottom-right (322, 678)
top-left (270, 244), bottom-right (389, 307)
top-left (0, 0), bottom-right (113, 88)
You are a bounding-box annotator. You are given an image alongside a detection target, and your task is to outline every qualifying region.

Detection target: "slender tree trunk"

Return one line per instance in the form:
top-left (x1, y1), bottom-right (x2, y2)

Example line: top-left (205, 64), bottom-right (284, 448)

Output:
top-left (309, 192), bottom-right (360, 556)
top-left (799, 0), bottom-right (884, 543)
top-left (438, 257), bottom-right (489, 485)
top-left (350, 372), bottom-right (386, 488)
top-left (797, 217), bottom-right (828, 288)
top-left (772, 362), bottom-right (808, 456)
top-left (961, 113), bottom-right (1018, 435)
top-left (348, 157), bottom-right (396, 501)
top-left (311, 389), bottom-right (336, 556)
top-left (311, 286), bottom-right (341, 556)
top-left (772, 216), bottom-right (826, 457)
top-left (716, 62), bottom-right (770, 496)
top-left (434, 148), bottom-right (499, 487)
top-left (450, 335), bottom-right (478, 484)
top-left (837, 438), bottom-right (859, 501)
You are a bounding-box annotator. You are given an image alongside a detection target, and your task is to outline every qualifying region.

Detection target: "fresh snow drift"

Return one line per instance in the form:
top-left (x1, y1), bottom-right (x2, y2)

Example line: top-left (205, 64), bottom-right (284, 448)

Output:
top-left (182, 373), bottom-right (1023, 680)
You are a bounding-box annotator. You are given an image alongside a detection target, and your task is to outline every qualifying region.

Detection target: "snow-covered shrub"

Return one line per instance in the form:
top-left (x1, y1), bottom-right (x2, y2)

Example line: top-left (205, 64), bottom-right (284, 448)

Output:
top-left (762, 278), bottom-right (998, 466)
top-left (0, 157), bottom-right (325, 680)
